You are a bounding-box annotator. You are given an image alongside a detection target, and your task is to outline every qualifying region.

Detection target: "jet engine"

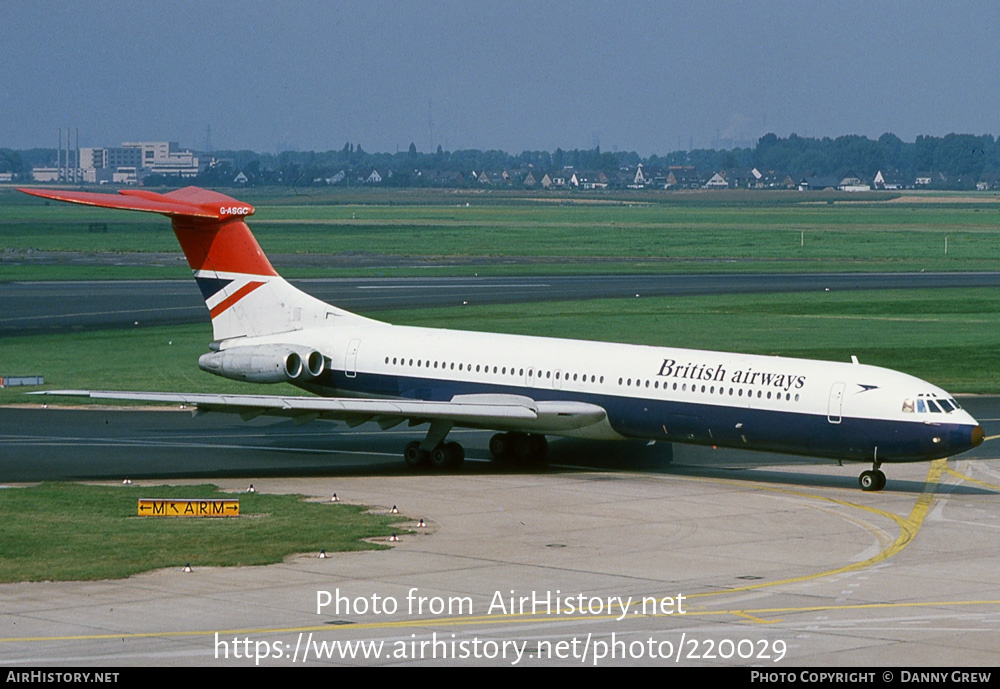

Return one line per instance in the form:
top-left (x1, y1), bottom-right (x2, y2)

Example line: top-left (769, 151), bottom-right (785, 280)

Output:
top-left (198, 345), bottom-right (326, 383)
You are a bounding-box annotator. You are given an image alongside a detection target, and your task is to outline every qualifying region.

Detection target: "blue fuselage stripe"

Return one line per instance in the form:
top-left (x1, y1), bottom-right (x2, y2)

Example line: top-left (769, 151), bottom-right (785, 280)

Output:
top-left (305, 368), bottom-right (976, 463)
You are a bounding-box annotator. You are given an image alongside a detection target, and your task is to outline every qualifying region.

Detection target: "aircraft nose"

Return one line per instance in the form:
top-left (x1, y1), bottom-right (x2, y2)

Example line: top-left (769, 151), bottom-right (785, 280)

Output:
top-left (971, 425), bottom-right (985, 448)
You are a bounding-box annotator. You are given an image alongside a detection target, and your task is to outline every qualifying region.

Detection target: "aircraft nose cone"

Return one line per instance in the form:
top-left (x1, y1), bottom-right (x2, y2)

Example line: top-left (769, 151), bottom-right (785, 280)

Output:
top-left (971, 425), bottom-right (985, 448)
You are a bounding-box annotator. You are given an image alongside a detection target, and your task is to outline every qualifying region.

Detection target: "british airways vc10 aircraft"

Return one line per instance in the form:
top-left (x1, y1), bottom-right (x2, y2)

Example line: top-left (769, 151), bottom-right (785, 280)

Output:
top-left (19, 186), bottom-right (984, 491)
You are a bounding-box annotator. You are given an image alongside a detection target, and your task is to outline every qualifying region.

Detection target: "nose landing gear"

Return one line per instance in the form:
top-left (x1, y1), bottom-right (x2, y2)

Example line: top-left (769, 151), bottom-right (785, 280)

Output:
top-left (859, 454), bottom-right (886, 491)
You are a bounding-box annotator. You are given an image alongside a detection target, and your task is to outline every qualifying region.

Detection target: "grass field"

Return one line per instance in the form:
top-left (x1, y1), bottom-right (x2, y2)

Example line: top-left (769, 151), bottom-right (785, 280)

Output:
top-left (0, 482), bottom-right (406, 582)
top-left (4, 187), bottom-right (1000, 279)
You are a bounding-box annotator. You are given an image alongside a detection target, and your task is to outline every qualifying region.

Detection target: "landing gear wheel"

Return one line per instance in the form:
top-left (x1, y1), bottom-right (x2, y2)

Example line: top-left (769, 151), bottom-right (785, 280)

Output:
top-left (403, 441), bottom-right (429, 468)
top-left (445, 441), bottom-right (465, 468)
top-left (490, 432), bottom-right (547, 466)
top-left (530, 434), bottom-right (548, 461)
top-left (489, 432), bottom-right (511, 461)
top-left (430, 441), bottom-right (465, 469)
top-left (517, 434), bottom-right (548, 466)
top-left (859, 469), bottom-right (886, 491)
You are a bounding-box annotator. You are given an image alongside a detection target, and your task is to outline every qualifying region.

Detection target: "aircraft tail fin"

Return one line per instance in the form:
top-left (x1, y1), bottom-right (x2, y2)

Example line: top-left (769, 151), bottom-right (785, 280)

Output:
top-left (18, 187), bottom-right (366, 341)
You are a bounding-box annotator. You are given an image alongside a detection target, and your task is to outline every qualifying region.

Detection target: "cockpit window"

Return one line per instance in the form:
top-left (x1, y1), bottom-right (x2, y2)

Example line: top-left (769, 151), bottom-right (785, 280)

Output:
top-left (909, 395), bottom-right (960, 414)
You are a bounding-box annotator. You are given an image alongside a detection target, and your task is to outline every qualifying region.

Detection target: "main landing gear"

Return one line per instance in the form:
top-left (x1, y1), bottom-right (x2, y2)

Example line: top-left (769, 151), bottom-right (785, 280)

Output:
top-left (402, 420), bottom-right (464, 470)
top-left (858, 458), bottom-right (887, 492)
top-left (489, 432), bottom-right (548, 466)
top-left (400, 425), bottom-right (548, 471)
top-left (404, 440), bottom-right (465, 469)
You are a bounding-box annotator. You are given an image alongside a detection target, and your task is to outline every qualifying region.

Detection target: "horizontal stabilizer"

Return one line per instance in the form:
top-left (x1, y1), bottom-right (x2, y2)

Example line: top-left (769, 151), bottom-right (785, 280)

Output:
top-left (17, 187), bottom-right (254, 221)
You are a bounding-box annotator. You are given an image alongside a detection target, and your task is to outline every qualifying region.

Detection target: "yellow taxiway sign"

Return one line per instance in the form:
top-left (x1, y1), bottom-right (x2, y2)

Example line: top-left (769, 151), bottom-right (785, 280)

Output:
top-left (138, 499), bottom-right (240, 517)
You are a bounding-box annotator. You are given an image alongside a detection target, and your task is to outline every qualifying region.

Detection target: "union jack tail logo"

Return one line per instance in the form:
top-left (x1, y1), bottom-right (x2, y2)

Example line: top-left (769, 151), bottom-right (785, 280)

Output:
top-left (18, 186), bottom-right (363, 341)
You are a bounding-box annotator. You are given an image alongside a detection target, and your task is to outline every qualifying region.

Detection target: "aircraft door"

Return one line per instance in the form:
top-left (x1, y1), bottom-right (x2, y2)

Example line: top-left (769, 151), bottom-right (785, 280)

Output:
top-left (827, 382), bottom-right (845, 424)
top-left (345, 338), bottom-right (361, 378)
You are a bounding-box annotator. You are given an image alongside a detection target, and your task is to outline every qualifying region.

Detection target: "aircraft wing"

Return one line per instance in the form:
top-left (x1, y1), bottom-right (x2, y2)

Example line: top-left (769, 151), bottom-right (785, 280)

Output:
top-left (31, 390), bottom-right (608, 434)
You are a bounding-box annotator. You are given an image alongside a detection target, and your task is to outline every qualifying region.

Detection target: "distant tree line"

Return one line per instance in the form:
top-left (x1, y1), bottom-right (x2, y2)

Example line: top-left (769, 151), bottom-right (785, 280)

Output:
top-left (7, 132), bottom-right (1000, 188)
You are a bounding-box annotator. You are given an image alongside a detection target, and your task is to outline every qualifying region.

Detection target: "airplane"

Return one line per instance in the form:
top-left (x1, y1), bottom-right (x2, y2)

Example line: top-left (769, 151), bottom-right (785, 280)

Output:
top-left (18, 186), bottom-right (985, 491)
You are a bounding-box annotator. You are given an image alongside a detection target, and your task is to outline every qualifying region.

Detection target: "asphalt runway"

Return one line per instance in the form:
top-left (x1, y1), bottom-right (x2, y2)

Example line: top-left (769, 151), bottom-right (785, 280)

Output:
top-left (3, 271), bottom-right (1000, 336)
top-left (2, 273), bottom-right (1000, 667)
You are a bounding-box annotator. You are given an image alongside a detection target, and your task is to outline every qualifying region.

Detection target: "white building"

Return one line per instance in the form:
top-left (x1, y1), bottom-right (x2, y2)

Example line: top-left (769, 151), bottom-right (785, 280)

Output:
top-left (121, 141), bottom-right (200, 177)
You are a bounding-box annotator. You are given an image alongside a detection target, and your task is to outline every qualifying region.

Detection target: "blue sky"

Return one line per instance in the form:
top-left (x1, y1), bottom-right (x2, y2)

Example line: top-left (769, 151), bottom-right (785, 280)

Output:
top-left (3, 1), bottom-right (999, 155)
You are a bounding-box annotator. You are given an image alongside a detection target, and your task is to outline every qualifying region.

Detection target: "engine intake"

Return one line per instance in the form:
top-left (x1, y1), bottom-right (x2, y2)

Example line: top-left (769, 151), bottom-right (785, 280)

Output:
top-left (198, 345), bottom-right (326, 383)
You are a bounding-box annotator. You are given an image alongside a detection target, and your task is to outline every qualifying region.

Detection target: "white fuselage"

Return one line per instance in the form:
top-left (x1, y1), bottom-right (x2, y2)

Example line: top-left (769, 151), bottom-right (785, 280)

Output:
top-left (232, 319), bottom-right (981, 463)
